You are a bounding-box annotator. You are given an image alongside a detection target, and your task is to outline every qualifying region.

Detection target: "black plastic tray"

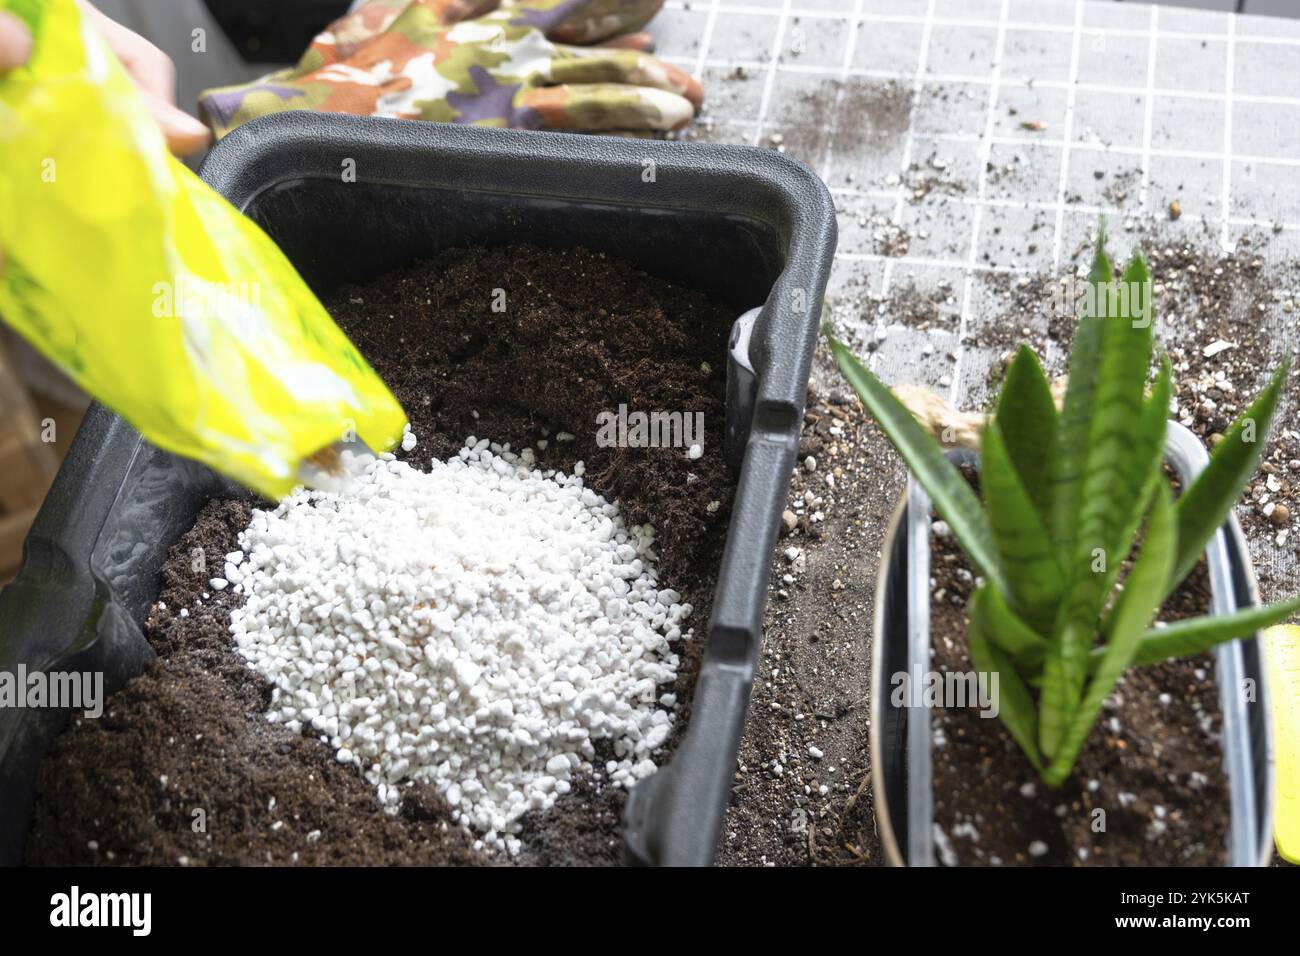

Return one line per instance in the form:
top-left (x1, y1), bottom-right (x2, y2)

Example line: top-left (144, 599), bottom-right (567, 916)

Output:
top-left (0, 114), bottom-right (837, 866)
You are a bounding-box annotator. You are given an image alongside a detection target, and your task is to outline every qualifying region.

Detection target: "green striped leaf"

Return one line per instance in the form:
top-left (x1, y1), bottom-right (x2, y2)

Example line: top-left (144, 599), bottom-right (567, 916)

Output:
top-left (1047, 229), bottom-right (1114, 569)
top-left (1105, 596), bottom-right (1300, 669)
top-left (994, 346), bottom-right (1058, 523)
top-left (969, 586), bottom-right (1043, 771)
top-left (981, 420), bottom-right (1064, 633)
top-left (1060, 261), bottom-right (1154, 691)
top-left (1038, 629), bottom-right (1079, 759)
top-left (1047, 253), bottom-right (1155, 750)
top-left (1101, 354), bottom-right (1172, 600)
top-left (1170, 357), bottom-right (1290, 591)
top-left (1071, 252), bottom-right (1154, 585)
top-left (1044, 484), bottom-right (1175, 787)
top-left (976, 579), bottom-right (1050, 668)
top-left (826, 332), bottom-right (1007, 594)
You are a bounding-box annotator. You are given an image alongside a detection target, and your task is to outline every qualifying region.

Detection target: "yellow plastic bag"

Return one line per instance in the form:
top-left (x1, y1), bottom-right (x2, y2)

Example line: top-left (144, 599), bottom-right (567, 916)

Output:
top-left (0, 0), bottom-right (405, 499)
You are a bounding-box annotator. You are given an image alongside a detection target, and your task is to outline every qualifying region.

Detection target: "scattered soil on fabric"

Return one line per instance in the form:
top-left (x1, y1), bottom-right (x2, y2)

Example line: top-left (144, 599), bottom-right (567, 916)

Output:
top-left (844, 80), bottom-right (912, 145)
top-left (883, 279), bottom-right (961, 332)
top-left (927, 486), bottom-right (1231, 867)
top-left (1062, 166), bottom-right (1143, 209)
top-left (970, 271), bottom-right (1075, 390)
top-left (904, 158), bottom-right (967, 205)
top-left (771, 79), bottom-right (839, 171)
top-left (25, 243), bottom-right (736, 867)
top-left (1135, 234), bottom-right (1300, 600)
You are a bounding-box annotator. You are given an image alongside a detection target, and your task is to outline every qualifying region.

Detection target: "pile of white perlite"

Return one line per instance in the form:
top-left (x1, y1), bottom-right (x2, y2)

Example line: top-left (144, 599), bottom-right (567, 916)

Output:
top-left (222, 430), bottom-right (690, 855)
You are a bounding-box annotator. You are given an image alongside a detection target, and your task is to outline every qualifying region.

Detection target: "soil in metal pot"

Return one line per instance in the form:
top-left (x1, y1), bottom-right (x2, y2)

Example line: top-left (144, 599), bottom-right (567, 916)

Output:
top-left (25, 243), bottom-right (736, 867)
top-left (927, 501), bottom-right (1231, 867)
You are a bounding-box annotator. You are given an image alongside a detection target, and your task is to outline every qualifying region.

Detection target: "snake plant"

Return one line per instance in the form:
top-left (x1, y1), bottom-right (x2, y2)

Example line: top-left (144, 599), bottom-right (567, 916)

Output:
top-left (827, 234), bottom-right (1299, 787)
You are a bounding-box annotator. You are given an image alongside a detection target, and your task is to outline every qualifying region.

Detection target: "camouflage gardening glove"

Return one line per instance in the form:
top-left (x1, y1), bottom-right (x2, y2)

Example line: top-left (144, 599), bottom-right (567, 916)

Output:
top-left (198, 0), bottom-right (702, 138)
top-left (274, 0), bottom-right (665, 62)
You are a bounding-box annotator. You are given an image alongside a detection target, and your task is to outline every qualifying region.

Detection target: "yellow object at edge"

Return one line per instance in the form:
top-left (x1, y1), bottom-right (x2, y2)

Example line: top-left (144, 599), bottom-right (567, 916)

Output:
top-left (1263, 624), bottom-right (1300, 864)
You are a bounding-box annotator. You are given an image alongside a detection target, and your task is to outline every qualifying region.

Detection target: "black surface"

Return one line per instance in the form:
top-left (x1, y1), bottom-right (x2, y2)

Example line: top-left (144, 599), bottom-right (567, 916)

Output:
top-left (202, 0), bottom-right (350, 63)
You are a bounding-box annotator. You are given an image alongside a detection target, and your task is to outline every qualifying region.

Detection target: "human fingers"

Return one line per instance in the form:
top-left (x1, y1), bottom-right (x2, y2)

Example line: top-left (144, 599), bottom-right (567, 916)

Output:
top-left (142, 90), bottom-right (212, 156)
top-left (0, 10), bottom-right (32, 72)
top-left (78, 2), bottom-right (211, 153)
top-left (79, 0), bottom-right (175, 101)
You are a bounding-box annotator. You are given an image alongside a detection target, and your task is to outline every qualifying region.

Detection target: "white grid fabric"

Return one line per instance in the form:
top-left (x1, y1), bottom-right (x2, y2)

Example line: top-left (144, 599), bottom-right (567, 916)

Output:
top-left (652, 0), bottom-right (1300, 399)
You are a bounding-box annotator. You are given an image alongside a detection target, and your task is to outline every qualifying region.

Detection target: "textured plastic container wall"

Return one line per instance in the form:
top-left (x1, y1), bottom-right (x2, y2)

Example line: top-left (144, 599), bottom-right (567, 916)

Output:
top-left (0, 115), bottom-right (837, 866)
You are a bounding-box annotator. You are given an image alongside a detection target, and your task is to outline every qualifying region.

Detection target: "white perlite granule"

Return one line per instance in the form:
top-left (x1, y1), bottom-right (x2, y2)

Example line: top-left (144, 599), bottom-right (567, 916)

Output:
top-left (227, 435), bottom-right (690, 855)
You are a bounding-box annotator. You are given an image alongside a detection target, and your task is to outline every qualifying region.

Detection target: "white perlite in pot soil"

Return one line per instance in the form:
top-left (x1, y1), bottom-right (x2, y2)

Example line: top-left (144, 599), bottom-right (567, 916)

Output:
top-left (226, 433), bottom-right (690, 855)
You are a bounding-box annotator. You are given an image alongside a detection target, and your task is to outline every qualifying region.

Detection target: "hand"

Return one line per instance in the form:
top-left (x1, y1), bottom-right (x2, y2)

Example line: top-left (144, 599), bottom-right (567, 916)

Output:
top-left (199, 0), bottom-right (703, 138)
top-left (0, 10), bottom-right (31, 72)
top-left (0, 4), bottom-right (209, 157)
top-left (77, 2), bottom-right (210, 156)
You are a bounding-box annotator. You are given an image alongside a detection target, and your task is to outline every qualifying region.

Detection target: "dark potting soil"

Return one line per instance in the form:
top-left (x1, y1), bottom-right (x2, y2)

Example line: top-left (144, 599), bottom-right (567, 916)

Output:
top-left (25, 243), bottom-right (736, 867)
top-left (927, 511), bottom-right (1230, 867)
top-left (25, 500), bottom-right (483, 867)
